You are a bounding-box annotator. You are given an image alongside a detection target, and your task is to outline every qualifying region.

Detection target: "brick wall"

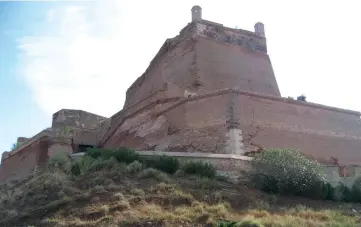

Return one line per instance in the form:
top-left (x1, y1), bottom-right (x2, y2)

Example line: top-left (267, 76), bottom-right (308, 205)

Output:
top-left (103, 88), bottom-right (361, 165)
top-left (103, 93), bottom-right (230, 153)
top-left (52, 109), bottom-right (107, 129)
top-left (233, 93), bottom-right (361, 165)
top-left (196, 37), bottom-right (280, 97)
top-left (0, 137), bottom-right (49, 182)
top-left (124, 38), bottom-right (195, 108)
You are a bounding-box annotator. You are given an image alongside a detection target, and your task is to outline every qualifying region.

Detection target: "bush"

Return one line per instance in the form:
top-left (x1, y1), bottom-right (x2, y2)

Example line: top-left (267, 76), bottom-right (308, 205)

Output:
top-left (139, 168), bottom-right (170, 182)
top-left (350, 177), bottom-right (361, 202)
top-left (70, 162), bottom-right (81, 176)
top-left (85, 147), bottom-right (140, 164)
top-left (86, 148), bottom-right (103, 159)
top-left (47, 151), bottom-right (71, 173)
top-left (182, 161), bottom-right (216, 178)
top-left (251, 149), bottom-right (325, 197)
top-left (113, 147), bottom-right (140, 164)
top-left (125, 161), bottom-right (143, 174)
top-left (144, 155), bottom-right (180, 174)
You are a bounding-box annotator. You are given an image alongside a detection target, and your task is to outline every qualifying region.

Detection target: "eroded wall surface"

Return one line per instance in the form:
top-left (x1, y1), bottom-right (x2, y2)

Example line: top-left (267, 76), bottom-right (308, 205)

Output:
top-left (0, 137), bottom-right (48, 182)
top-left (102, 93), bottom-right (230, 153)
top-left (124, 38), bottom-right (196, 109)
top-left (233, 93), bottom-right (361, 165)
top-left (102, 89), bottom-right (361, 166)
top-left (52, 109), bottom-right (107, 129)
top-left (196, 37), bottom-right (280, 97)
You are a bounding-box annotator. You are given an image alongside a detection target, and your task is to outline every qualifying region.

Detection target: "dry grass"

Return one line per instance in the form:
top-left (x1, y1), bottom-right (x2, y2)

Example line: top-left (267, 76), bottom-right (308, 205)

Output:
top-left (1, 163), bottom-right (360, 227)
top-left (27, 186), bottom-right (359, 227)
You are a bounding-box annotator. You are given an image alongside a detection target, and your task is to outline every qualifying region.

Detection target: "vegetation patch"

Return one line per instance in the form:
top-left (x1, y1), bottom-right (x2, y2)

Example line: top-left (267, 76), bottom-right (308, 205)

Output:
top-left (1, 148), bottom-right (361, 227)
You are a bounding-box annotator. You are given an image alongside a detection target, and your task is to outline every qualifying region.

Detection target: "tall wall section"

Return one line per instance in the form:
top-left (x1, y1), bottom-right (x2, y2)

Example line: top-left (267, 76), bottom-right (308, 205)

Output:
top-left (0, 136), bottom-right (48, 181)
top-left (195, 37), bottom-right (280, 96)
top-left (124, 26), bottom-right (197, 109)
top-left (233, 92), bottom-right (361, 166)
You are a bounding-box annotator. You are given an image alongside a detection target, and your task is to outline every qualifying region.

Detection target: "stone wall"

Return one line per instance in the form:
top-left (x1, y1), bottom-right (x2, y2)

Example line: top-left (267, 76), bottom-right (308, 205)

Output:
top-left (52, 109), bottom-right (107, 129)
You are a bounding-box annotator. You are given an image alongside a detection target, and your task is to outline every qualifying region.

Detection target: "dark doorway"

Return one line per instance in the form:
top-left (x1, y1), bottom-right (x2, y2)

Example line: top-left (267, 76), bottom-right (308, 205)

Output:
top-left (77, 144), bottom-right (95, 153)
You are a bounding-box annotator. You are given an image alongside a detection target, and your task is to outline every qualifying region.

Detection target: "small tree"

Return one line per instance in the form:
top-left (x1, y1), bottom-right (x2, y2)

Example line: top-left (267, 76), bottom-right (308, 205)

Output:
top-left (251, 149), bottom-right (326, 197)
top-left (10, 142), bottom-right (20, 151)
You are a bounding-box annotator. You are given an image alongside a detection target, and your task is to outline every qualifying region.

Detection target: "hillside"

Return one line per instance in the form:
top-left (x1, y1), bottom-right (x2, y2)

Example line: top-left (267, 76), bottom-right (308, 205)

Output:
top-left (1, 151), bottom-right (361, 227)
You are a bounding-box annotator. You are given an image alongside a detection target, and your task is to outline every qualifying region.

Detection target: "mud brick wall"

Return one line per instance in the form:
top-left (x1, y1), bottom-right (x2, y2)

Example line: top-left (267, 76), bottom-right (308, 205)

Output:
top-left (124, 38), bottom-right (196, 109)
top-left (195, 37), bottom-right (280, 97)
top-left (0, 137), bottom-right (49, 182)
top-left (103, 93), bottom-right (231, 153)
top-left (52, 109), bottom-right (107, 129)
top-left (234, 92), bottom-right (361, 165)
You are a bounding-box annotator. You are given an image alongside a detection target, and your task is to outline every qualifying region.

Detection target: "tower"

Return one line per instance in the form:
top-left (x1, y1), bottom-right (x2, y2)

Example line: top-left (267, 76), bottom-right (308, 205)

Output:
top-left (254, 22), bottom-right (265, 37)
top-left (191, 5), bottom-right (202, 22)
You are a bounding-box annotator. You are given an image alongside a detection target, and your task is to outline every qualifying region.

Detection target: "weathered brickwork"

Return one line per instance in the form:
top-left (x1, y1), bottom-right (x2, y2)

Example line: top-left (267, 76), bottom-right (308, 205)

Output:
top-left (2, 5), bottom-right (361, 182)
top-left (52, 109), bottom-right (106, 129)
top-left (0, 137), bottom-right (48, 182)
top-left (195, 38), bottom-right (280, 96)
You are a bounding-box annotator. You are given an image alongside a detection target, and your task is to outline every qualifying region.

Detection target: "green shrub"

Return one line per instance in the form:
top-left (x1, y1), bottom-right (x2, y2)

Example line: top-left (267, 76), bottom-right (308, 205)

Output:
top-left (144, 155), bottom-right (180, 174)
top-left (182, 161), bottom-right (216, 178)
top-left (113, 147), bottom-right (140, 164)
top-left (251, 149), bottom-right (325, 197)
top-left (47, 151), bottom-right (71, 173)
top-left (70, 162), bottom-right (81, 176)
top-left (350, 177), bottom-right (361, 202)
top-left (332, 183), bottom-right (348, 201)
top-left (125, 161), bottom-right (143, 174)
top-left (86, 148), bottom-right (103, 159)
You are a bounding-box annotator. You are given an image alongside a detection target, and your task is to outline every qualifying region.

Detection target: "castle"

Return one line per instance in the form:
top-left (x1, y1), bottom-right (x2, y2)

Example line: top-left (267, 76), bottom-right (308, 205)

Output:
top-left (2, 6), bottom-right (361, 183)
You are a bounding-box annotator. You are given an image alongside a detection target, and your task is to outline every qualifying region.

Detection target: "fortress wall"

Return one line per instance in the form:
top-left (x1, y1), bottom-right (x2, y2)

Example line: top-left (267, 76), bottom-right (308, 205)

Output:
top-left (235, 94), bottom-right (361, 138)
top-left (234, 94), bottom-right (361, 165)
top-left (110, 90), bottom-right (168, 130)
top-left (147, 94), bottom-right (230, 153)
top-left (102, 96), bottom-right (180, 148)
top-left (52, 109), bottom-right (107, 129)
top-left (103, 101), bottom-right (176, 149)
top-left (73, 129), bottom-right (99, 146)
top-left (195, 37), bottom-right (280, 97)
top-left (0, 137), bottom-right (48, 182)
top-left (124, 38), bottom-right (196, 108)
top-left (184, 94), bottom-right (229, 128)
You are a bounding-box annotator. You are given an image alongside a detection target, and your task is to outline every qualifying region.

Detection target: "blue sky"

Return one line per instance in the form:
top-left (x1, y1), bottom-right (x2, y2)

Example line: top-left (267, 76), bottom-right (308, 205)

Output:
top-left (1, 0), bottom-right (361, 154)
top-left (0, 2), bottom-right (51, 152)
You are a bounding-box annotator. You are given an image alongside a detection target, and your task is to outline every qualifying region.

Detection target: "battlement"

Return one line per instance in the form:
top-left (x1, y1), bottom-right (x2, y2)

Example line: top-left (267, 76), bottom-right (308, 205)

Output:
top-left (190, 5), bottom-right (267, 53)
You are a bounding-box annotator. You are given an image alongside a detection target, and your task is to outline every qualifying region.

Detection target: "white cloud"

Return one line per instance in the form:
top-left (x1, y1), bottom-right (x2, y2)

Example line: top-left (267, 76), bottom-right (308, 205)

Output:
top-left (16, 0), bottom-right (361, 119)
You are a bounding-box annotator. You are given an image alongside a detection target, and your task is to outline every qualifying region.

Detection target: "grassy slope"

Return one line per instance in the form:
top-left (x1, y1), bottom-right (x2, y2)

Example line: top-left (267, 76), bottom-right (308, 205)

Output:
top-left (1, 166), bottom-right (361, 227)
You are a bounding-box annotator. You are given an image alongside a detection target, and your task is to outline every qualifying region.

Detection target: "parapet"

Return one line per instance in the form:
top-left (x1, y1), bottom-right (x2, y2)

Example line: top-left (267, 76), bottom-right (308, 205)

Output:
top-left (190, 5), bottom-right (267, 53)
